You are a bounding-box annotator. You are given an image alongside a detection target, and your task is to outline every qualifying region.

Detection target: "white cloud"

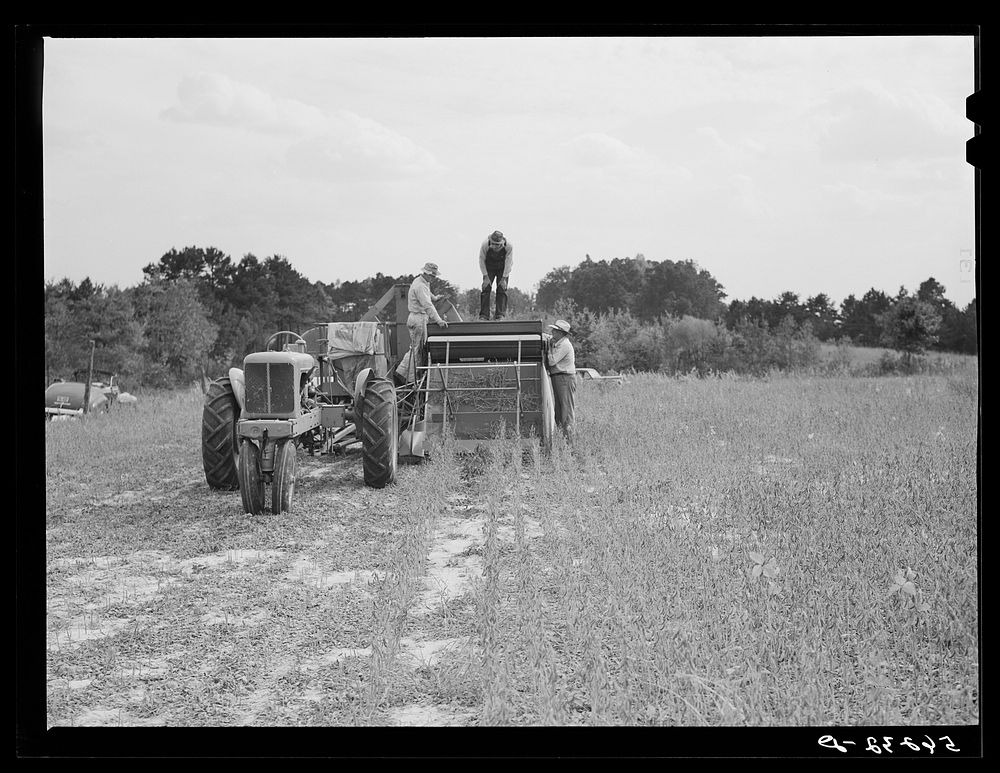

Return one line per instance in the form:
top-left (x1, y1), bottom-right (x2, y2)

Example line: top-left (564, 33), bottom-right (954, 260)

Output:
top-left (728, 173), bottom-right (774, 219)
top-left (162, 72), bottom-right (440, 181)
top-left (560, 132), bottom-right (643, 168)
top-left (161, 72), bottom-right (327, 135)
top-left (814, 82), bottom-right (962, 164)
top-left (820, 181), bottom-right (905, 215)
top-left (696, 126), bottom-right (768, 162)
top-left (285, 110), bottom-right (442, 181)
top-left (44, 125), bottom-right (108, 153)
top-left (543, 132), bottom-right (694, 199)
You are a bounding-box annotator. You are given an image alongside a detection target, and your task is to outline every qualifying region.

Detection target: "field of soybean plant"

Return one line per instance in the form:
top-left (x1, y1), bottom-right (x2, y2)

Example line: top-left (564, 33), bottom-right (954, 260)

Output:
top-left (42, 356), bottom-right (979, 732)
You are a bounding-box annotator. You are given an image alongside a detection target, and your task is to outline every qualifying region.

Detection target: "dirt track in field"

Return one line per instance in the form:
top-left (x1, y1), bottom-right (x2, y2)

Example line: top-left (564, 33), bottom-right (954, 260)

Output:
top-left (45, 446), bottom-right (540, 727)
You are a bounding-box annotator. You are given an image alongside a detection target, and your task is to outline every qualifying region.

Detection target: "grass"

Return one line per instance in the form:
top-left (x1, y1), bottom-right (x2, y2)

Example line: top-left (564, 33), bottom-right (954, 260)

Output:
top-left (42, 354), bottom-right (979, 729)
top-left (815, 343), bottom-right (978, 377)
top-left (508, 369), bottom-right (979, 725)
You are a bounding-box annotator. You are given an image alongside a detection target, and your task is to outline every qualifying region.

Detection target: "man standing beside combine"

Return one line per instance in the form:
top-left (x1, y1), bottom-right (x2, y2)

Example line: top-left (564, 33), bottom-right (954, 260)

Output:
top-left (404, 262), bottom-right (448, 381)
top-left (479, 230), bottom-right (513, 320)
top-left (546, 319), bottom-right (576, 442)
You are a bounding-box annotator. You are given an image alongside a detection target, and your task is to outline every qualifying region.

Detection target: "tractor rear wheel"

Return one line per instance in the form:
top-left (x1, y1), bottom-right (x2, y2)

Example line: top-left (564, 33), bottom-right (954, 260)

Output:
top-left (202, 377), bottom-right (240, 490)
top-left (271, 439), bottom-right (297, 514)
top-left (361, 377), bottom-right (398, 488)
top-left (238, 439), bottom-right (265, 514)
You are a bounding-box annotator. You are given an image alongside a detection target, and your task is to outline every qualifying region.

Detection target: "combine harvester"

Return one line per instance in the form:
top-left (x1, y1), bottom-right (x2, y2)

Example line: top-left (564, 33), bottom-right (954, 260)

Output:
top-left (201, 283), bottom-right (554, 514)
top-left (416, 319), bottom-right (554, 453)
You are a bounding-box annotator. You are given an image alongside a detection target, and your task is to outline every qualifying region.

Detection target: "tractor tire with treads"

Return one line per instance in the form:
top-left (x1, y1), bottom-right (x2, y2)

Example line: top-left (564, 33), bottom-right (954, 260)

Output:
top-left (238, 439), bottom-right (265, 515)
top-left (361, 377), bottom-right (398, 488)
top-left (271, 439), bottom-right (297, 514)
top-left (202, 377), bottom-right (240, 490)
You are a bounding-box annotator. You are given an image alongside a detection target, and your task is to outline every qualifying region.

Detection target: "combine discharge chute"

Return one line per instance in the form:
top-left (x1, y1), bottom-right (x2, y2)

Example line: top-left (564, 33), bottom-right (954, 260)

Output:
top-left (201, 284), bottom-right (555, 515)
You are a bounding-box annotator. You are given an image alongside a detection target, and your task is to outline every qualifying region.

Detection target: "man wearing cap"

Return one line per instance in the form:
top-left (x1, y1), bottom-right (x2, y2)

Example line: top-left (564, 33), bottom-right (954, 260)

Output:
top-left (406, 263), bottom-right (449, 379)
top-left (546, 319), bottom-right (577, 441)
top-left (479, 230), bottom-right (513, 320)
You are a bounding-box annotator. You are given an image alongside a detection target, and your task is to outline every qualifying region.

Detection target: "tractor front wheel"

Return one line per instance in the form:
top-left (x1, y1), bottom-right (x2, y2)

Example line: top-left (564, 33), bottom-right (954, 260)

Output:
top-left (271, 439), bottom-right (297, 514)
top-left (361, 378), bottom-right (398, 488)
top-left (238, 439), bottom-right (265, 514)
top-left (202, 378), bottom-right (240, 490)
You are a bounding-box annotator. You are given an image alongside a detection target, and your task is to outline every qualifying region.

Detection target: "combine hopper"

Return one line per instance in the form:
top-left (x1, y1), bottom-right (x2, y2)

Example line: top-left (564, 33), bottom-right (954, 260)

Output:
top-left (402, 320), bottom-right (556, 454)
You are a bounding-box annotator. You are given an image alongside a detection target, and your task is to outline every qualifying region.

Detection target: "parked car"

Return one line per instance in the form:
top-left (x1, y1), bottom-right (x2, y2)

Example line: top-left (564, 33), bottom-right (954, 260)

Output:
top-left (576, 367), bottom-right (626, 385)
top-left (44, 370), bottom-right (120, 419)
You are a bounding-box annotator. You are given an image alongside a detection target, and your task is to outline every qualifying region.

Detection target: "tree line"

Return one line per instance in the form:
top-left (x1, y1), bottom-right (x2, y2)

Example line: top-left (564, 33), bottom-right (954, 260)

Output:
top-left (533, 254), bottom-right (975, 351)
top-left (44, 246), bottom-right (977, 389)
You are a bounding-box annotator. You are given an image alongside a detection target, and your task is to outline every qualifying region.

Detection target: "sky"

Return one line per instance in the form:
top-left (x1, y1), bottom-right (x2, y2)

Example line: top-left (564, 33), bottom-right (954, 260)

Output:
top-left (41, 33), bottom-right (978, 309)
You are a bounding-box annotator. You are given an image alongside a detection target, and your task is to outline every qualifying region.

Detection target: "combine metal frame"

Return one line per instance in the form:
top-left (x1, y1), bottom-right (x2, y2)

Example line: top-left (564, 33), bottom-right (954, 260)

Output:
top-left (411, 321), bottom-right (554, 451)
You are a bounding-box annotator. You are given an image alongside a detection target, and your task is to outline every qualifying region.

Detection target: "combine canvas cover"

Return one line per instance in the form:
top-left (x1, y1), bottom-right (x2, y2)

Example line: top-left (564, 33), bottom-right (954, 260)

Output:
top-left (324, 322), bottom-right (388, 391)
top-left (326, 322), bottom-right (383, 360)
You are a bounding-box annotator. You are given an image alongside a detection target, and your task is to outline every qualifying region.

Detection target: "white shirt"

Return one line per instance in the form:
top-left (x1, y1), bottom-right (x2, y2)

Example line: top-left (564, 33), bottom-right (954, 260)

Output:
top-left (407, 275), bottom-right (443, 323)
top-left (547, 335), bottom-right (576, 375)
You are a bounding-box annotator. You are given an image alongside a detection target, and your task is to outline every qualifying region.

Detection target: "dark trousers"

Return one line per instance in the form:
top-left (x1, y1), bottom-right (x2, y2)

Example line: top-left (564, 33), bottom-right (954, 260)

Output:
top-left (550, 372), bottom-right (576, 439)
top-left (479, 263), bottom-right (508, 320)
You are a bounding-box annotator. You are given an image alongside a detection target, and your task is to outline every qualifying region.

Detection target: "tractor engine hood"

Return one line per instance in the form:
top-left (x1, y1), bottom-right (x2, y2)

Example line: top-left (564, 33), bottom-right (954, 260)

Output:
top-left (241, 350), bottom-right (318, 420)
top-left (243, 350), bottom-right (318, 370)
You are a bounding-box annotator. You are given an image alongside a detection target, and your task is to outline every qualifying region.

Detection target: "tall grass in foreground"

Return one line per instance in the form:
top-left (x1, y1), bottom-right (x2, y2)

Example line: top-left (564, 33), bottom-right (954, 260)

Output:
top-left (456, 366), bottom-right (979, 725)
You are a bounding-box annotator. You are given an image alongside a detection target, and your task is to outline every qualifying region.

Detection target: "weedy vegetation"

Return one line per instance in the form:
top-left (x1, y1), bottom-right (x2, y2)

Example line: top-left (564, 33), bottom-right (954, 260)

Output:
top-left (44, 354), bottom-right (979, 727)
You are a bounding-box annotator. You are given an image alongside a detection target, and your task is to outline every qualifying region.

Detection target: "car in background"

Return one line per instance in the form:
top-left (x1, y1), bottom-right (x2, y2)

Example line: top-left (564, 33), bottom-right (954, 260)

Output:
top-left (576, 367), bottom-right (626, 385)
top-left (44, 370), bottom-right (121, 420)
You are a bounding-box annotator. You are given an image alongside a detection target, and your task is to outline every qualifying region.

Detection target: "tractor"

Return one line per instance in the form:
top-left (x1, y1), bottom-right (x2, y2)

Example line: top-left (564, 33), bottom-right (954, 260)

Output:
top-left (201, 284), bottom-right (556, 514)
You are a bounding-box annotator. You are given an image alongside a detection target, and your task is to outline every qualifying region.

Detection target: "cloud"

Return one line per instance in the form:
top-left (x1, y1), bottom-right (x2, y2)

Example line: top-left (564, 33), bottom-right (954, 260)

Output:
top-left (44, 126), bottom-right (108, 153)
top-left (546, 132), bottom-right (695, 192)
top-left (161, 72), bottom-right (327, 135)
top-left (561, 132), bottom-right (643, 168)
top-left (820, 180), bottom-right (905, 215)
top-left (696, 126), bottom-right (768, 161)
top-left (814, 83), bottom-right (962, 164)
top-left (285, 110), bottom-right (441, 181)
top-left (162, 72), bottom-right (440, 181)
top-left (728, 173), bottom-right (774, 218)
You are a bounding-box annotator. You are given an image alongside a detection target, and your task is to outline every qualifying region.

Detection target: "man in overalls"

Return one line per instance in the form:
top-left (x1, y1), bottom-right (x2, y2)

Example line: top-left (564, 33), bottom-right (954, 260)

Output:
top-left (479, 230), bottom-right (513, 320)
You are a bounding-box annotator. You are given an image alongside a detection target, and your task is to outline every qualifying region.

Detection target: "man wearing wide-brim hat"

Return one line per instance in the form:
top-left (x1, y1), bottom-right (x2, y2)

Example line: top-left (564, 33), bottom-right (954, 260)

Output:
top-left (405, 262), bottom-right (449, 380)
top-left (545, 319), bottom-right (576, 441)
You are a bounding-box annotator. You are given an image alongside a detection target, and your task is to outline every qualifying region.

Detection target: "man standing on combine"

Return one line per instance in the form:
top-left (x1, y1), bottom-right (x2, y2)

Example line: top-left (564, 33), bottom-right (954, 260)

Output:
top-left (545, 319), bottom-right (577, 443)
top-left (405, 262), bottom-right (448, 381)
top-left (479, 230), bottom-right (513, 320)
